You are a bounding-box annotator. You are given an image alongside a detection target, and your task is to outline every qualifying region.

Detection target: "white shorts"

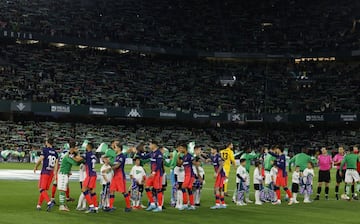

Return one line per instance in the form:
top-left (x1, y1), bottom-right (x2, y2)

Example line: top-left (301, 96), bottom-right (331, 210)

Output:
top-left (345, 169), bottom-right (360, 183)
top-left (265, 171), bottom-right (272, 185)
top-left (57, 173), bottom-right (69, 191)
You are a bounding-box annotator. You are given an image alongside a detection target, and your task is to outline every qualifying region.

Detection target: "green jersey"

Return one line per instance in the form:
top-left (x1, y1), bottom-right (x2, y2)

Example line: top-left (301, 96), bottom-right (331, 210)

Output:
top-left (288, 153), bottom-right (315, 171)
top-left (59, 155), bottom-right (81, 174)
top-left (240, 152), bottom-right (259, 172)
top-left (340, 153), bottom-right (359, 169)
top-left (264, 154), bottom-right (276, 171)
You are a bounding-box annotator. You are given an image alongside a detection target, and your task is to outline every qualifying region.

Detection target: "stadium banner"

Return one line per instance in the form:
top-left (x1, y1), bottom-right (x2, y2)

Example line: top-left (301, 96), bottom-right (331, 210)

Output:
top-left (228, 113), bottom-right (245, 122)
top-left (192, 112), bottom-right (211, 120)
top-left (4, 100), bottom-right (360, 123)
top-left (263, 114), bottom-right (288, 123)
top-left (50, 105), bottom-right (71, 113)
top-left (125, 108), bottom-right (143, 118)
top-left (89, 106), bottom-right (107, 116)
top-left (10, 101), bottom-right (31, 112)
top-left (159, 110), bottom-right (177, 119)
top-left (339, 114), bottom-right (357, 122)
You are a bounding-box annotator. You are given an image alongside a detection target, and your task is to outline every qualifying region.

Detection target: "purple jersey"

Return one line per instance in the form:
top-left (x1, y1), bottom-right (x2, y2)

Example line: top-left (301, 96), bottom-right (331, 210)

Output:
top-left (182, 153), bottom-right (194, 177)
top-left (40, 147), bottom-right (58, 175)
top-left (113, 153), bottom-right (126, 178)
top-left (84, 151), bottom-right (97, 177)
top-left (211, 153), bottom-right (225, 177)
top-left (269, 152), bottom-right (287, 177)
top-left (140, 149), bottom-right (164, 175)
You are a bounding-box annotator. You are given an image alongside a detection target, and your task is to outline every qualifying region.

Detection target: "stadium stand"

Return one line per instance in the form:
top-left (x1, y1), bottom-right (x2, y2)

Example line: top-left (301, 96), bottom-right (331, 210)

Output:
top-left (0, 0), bottom-right (359, 52)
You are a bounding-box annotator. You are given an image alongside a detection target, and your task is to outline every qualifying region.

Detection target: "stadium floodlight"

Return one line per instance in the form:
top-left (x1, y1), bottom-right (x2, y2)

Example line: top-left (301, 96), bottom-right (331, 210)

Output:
top-left (77, 45), bottom-right (88, 49)
top-left (54, 43), bottom-right (65, 47)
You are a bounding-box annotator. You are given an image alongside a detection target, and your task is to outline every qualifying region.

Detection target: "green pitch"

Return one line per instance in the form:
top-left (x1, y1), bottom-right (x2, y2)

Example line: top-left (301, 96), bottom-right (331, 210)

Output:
top-left (0, 163), bottom-right (359, 224)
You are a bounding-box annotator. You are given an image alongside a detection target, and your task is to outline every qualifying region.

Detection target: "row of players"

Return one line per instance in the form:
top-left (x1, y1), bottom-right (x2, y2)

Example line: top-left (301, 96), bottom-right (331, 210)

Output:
top-left (33, 138), bottom-right (360, 213)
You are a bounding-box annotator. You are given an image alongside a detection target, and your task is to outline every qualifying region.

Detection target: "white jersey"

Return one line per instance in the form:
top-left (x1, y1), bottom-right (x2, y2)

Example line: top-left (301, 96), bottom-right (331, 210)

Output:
top-left (79, 164), bottom-right (87, 182)
top-left (303, 168), bottom-right (314, 184)
top-left (100, 164), bottom-right (114, 185)
top-left (270, 166), bottom-right (278, 183)
top-left (236, 165), bottom-right (247, 183)
top-left (174, 165), bottom-right (185, 182)
top-left (192, 165), bottom-right (205, 179)
top-left (129, 165), bottom-right (146, 185)
top-left (292, 171), bottom-right (300, 184)
top-left (253, 167), bottom-right (263, 184)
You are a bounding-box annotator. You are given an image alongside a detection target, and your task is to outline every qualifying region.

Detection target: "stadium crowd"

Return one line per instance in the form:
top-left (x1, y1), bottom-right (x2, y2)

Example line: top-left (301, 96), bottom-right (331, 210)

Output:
top-left (0, 0), bottom-right (359, 52)
top-left (1, 120), bottom-right (360, 162)
top-left (1, 43), bottom-right (360, 114)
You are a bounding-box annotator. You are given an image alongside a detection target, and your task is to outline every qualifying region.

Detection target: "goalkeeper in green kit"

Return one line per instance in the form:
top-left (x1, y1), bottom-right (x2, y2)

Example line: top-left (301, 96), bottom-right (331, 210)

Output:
top-left (288, 148), bottom-right (316, 172)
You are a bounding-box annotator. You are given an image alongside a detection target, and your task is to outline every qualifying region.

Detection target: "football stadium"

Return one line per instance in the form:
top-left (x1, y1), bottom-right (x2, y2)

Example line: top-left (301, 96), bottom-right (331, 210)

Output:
top-left (0, 0), bottom-right (360, 223)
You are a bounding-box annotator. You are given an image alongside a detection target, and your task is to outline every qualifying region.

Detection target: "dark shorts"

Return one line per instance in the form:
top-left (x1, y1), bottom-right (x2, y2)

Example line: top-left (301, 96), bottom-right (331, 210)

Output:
top-left (137, 184), bottom-right (144, 193)
top-left (336, 170), bottom-right (345, 183)
top-left (318, 170), bottom-right (331, 183)
top-left (292, 183), bottom-right (299, 193)
top-left (254, 184), bottom-right (261, 191)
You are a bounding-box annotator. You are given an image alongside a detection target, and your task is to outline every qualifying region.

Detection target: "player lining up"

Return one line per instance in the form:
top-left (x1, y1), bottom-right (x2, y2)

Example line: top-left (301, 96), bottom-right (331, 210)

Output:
top-left (82, 143), bottom-right (99, 213)
top-left (210, 147), bottom-right (227, 209)
top-left (137, 140), bottom-right (164, 212)
top-left (105, 142), bottom-right (132, 212)
top-left (34, 137), bottom-right (58, 211)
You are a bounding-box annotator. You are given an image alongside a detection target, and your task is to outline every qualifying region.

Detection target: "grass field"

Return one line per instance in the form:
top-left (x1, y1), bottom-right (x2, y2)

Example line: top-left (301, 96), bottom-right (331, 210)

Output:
top-left (0, 163), bottom-right (359, 224)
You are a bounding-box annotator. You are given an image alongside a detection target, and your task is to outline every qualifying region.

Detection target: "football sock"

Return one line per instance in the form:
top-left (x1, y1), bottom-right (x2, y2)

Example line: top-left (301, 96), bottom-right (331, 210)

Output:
top-left (335, 186), bottom-right (339, 194)
top-left (38, 189), bottom-right (44, 205)
top-left (59, 191), bottom-right (66, 205)
top-left (351, 185), bottom-right (355, 194)
top-left (145, 188), bottom-right (154, 203)
top-left (183, 191), bottom-right (188, 204)
top-left (325, 187), bottom-right (329, 195)
top-left (123, 193), bottom-right (130, 208)
top-left (276, 189), bottom-right (281, 201)
top-left (77, 193), bottom-right (85, 208)
top-left (215, 194), bottom-right (220, 204)
top-left (189, 190), bottom-right (194, 206)
top-left (220, 195), bottom-right (225, 204)
top-left (293, 193), bottom-right (297, 201)
top-left (157, 191), bottom-right (163, 207)
top-left (109, 194), bottom-right (115, 208)
top-left (285, 189), bottom-right (292, 198)
top-left (41, 189), bottom-right (51, 203)
top-left (83, 190), bottom-right (93, 206)
top-left (91, 193), bottom-right (98, 207)
top-left (345, 185), bottom-right (350, 196)
top-left (317, 187), bottom-right (321, 196)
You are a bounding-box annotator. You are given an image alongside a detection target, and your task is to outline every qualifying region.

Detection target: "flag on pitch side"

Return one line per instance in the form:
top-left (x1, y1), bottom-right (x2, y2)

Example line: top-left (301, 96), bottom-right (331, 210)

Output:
top-left (96, 143), bottom-right (109, 153)
top-left (80, 140), bottom-right (89, 151)
top-left (188, 141), bottom-right (195, 155)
